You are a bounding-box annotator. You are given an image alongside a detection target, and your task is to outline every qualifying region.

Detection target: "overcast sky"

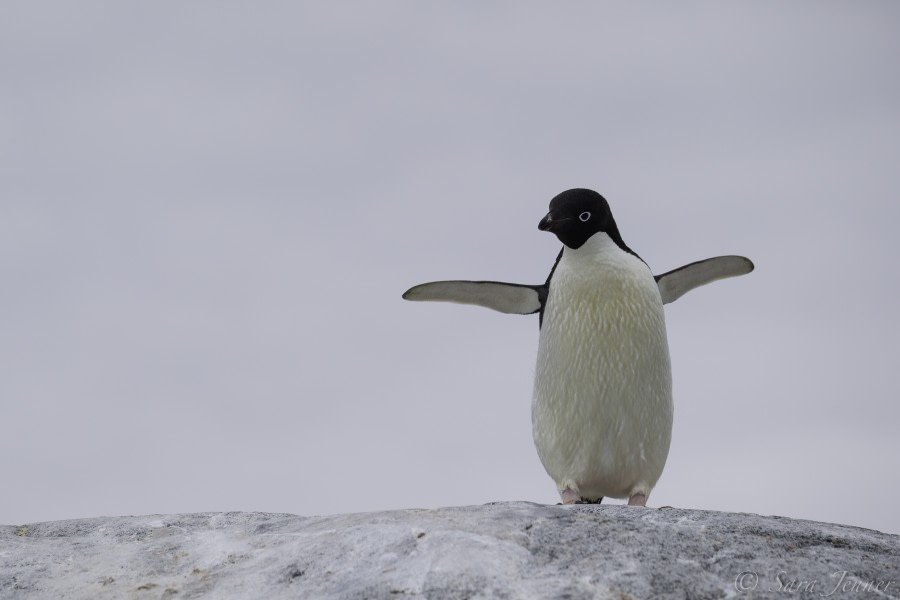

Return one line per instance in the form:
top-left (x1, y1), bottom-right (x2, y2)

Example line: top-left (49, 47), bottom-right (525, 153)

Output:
top-left (2, 3), bottom-right (899, 535)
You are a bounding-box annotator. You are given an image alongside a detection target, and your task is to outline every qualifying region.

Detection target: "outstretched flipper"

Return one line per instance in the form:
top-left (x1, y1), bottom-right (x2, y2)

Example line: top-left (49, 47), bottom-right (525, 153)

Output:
top-left (402, 253), bottom-right (753, 316)
top-left (402, 280), bottom-right (545, 315)
top-left (654, 255), bottom-right (754, 304)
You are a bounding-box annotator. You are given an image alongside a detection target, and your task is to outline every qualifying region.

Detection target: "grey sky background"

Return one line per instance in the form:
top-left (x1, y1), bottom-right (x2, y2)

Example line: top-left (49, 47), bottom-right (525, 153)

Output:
top-left (2, 3), bottom-right (899, 534)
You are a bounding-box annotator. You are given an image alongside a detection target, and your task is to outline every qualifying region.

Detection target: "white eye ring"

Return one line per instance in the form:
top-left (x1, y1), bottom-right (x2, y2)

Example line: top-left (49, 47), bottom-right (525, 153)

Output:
top-left (579, 211), bottom-right (591, 222)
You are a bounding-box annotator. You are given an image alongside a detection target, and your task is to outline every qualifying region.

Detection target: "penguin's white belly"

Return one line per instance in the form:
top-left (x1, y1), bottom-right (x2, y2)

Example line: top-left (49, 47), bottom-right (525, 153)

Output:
top-left (532, 234), bottom-right (673, 500)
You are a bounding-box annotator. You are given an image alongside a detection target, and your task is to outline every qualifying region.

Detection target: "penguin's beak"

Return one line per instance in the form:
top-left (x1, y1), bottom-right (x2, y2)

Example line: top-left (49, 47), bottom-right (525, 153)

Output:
top-left (538, 212), bottom-right (554, 231)
top-left (538, 212), bottom-right (567, 232)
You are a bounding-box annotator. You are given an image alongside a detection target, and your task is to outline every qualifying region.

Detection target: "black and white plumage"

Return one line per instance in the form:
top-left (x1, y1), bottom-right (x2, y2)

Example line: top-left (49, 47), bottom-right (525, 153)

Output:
top-left (403, 188), bottom-right (753, 506)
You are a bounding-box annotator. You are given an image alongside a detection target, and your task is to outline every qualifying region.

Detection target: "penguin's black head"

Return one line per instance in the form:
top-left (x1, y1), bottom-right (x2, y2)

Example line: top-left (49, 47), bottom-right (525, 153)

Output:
top-left (538, 188), bottom-right (617, 250)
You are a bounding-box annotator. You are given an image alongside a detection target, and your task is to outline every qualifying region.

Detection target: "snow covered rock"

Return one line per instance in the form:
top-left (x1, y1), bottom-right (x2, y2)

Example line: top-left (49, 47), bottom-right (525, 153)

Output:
top-left (2, 501), bottom-right (898, 599)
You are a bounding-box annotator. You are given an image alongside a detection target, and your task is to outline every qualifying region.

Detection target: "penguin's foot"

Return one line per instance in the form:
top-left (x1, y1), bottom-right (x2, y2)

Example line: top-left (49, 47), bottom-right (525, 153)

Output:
top-left (560, 487), bottom-right (581, 505)
top-left (627, 493), bottom-right (647, 507)
top-left (560, 487), bottom-right (604, 505)
top-left (575, 497), bottom-right (603, 504)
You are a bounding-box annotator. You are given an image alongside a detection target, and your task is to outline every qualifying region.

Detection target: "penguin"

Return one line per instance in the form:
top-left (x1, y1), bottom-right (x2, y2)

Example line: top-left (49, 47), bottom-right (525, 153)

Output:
top-left (403, 188), bottom-right (753, 506)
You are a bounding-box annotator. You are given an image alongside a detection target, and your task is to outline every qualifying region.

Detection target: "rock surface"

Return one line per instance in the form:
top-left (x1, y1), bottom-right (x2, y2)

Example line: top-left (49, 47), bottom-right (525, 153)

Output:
top-left (1, 502), bottom-right (898, 599)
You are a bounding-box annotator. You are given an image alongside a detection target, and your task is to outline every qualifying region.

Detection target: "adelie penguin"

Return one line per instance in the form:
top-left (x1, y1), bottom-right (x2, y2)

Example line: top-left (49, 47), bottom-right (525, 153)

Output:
top-left (403, 188), bottom-right (753, 507)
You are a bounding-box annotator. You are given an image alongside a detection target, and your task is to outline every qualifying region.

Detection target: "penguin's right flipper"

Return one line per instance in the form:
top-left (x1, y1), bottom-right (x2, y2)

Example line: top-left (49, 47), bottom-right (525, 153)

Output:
top-left (402, 281), bottom-right (545, 315)
top-left (655, 255), bottom-right (754, 304)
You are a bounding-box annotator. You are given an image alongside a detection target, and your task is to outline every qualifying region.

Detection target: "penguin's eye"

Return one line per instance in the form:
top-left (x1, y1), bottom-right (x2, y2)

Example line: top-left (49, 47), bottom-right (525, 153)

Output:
top-left (579, 212), bottom-right (591, 222)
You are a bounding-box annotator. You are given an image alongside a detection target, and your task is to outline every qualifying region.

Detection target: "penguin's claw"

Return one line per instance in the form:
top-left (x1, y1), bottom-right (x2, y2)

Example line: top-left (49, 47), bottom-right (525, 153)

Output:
top-left (627, 493), bottom-right (648, 507)
top-left (560, 488), bottom-right (581, 505)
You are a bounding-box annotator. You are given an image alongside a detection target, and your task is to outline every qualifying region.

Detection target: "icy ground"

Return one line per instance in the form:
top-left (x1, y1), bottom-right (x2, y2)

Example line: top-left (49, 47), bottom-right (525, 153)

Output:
top-left (2, 501), bottom-right (898, 599)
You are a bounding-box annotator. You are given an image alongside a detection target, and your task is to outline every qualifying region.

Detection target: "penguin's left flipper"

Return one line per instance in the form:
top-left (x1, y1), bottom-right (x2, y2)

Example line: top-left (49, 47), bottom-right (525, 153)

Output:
top-left (655, 255), bottom-right (754, 304)
top-left (402, 281), bottom-right (545, 315)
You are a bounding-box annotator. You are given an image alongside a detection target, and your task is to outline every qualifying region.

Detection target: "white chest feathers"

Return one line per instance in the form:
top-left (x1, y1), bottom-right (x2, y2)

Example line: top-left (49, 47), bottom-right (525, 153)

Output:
top-left (532, 232), bottom-right (673, 500)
